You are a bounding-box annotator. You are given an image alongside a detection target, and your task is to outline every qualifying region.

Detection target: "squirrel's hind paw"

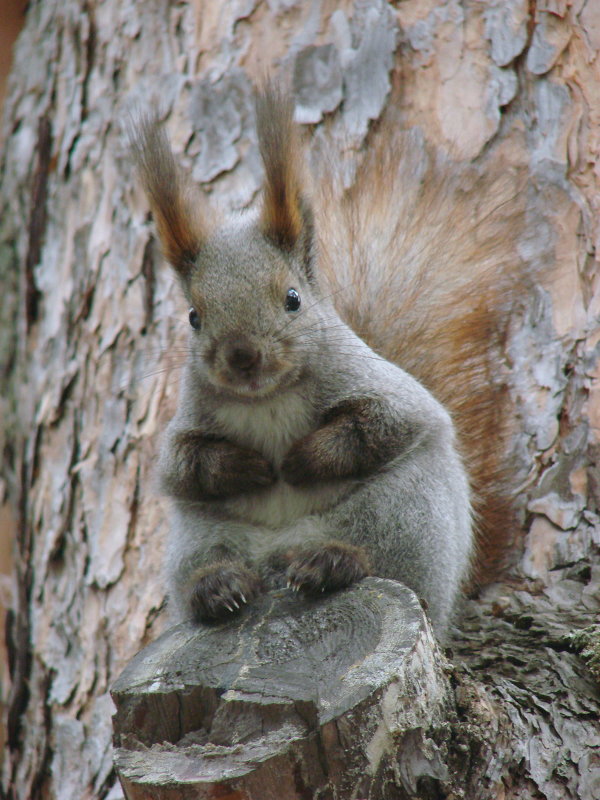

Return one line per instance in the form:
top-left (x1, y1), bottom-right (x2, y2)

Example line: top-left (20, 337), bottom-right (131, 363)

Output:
top-left (287, 541), bottom-right (369, 596)
top-left (188, 562), bottom-right (262, 622)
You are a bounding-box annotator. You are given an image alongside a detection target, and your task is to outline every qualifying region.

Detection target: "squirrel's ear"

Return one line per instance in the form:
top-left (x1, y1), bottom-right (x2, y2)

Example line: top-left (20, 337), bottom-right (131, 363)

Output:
top-left (255, 85), bottom-right (315, 276)
top-left (130, 117), bottom-right (209, 281)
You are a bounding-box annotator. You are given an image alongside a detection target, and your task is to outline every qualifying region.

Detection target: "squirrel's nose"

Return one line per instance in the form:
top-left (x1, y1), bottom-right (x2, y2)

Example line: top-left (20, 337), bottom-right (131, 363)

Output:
top-left (225, 340), bottom-right (262, 375)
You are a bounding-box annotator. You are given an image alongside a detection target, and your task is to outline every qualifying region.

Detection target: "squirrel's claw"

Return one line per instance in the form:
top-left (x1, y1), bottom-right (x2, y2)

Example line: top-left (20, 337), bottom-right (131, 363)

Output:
top-left (189, 563), bottom-right (262, 622)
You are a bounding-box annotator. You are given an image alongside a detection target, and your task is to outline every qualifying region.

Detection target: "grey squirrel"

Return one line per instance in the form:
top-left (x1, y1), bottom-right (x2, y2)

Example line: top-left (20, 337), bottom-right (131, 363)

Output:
top-left (131, 84), bottom-right (523, 636)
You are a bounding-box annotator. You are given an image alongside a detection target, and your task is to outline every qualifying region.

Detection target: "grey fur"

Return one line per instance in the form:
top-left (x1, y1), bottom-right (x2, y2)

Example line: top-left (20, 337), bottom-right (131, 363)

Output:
top-left (158, 213), bottom-right (473, 636)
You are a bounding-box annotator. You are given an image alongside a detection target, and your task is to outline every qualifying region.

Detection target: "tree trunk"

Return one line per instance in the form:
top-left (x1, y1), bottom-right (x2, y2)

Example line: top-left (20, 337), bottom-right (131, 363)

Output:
top-left (1, 1), bottom-right (599, 799)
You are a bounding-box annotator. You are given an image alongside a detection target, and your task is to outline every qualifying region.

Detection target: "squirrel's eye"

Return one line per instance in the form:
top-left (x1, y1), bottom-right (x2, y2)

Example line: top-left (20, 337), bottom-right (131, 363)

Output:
top-left (188, 307), bottom-right (201, 330)
top-left (285, 288), bottom-right (301, 312)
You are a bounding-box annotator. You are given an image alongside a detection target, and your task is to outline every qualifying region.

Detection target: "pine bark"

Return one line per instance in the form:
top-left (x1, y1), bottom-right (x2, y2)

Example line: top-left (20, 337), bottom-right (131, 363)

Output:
top-left (1, 1), bottom-right (599, 799)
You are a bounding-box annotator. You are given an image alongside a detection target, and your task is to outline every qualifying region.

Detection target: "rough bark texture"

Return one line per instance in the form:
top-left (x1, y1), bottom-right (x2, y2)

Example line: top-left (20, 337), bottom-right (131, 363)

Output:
top-left (110, 577), bottom-right (600, 800)
top-left (1, 1), bottom-right (599, 799)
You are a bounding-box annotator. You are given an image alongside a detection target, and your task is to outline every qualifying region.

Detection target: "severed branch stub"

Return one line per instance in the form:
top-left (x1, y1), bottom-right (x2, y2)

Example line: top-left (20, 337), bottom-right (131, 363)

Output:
top-left (111, 578), bottom-right (454, 799)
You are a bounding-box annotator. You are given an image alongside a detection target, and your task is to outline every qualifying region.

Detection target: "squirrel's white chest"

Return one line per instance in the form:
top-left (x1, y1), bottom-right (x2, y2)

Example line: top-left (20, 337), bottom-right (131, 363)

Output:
top-left (213, 390), bottom-right (315, 465)
top-left (213, 391), bottom-right (348, 527)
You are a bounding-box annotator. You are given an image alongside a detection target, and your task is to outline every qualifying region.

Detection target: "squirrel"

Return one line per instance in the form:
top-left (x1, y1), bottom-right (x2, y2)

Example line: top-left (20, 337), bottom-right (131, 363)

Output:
top-left (131, 84), bottom-right (524, 637)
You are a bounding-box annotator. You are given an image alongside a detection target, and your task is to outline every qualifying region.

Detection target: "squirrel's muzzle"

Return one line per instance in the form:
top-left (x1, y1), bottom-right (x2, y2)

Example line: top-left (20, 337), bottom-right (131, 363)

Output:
top-left (208, 332), bottom-right (296, 397)
top-left (224, 338), bottom-right (263, 378)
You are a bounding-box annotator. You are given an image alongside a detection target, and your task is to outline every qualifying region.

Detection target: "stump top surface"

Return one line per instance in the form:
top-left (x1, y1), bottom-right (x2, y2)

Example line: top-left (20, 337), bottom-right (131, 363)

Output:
top-left (111, 579), bottom-right (441, 793)
top-left (112, 578), bottom-right (424, 726)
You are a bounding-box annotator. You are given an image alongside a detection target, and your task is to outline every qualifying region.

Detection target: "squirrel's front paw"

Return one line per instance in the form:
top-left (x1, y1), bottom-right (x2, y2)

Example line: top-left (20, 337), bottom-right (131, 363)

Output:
top-left (204, 443), bottom-right (276, 498)
top-left (287, 542), bottom-right (369, 595)
top-left (280, 438), bottom-right (321, 485)
top-left (164, 433), bottom-right (276, 501)
top-left (188, 562), bottom-right (262, 622)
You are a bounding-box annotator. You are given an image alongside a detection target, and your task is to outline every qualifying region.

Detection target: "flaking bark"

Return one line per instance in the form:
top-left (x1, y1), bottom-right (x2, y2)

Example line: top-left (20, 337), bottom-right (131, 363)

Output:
top-left (1, 1), bottom-right (599, 798)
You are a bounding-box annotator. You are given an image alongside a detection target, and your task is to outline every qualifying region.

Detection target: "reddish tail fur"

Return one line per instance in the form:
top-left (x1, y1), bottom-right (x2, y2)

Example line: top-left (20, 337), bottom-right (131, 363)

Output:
top-left (315, 129), bottom-right (527, 586)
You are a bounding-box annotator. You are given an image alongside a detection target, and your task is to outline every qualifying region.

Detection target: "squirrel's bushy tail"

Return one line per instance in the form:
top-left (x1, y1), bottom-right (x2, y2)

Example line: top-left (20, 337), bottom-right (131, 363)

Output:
top-left (316, 130), bottom-right (528, 585)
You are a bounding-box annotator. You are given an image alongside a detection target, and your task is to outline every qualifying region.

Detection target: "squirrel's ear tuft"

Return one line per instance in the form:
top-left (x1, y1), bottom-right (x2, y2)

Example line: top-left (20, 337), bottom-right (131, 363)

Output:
top-left (129, 117), bottom-right (208, 281)
top-left (255, 85), bottom-right (314, 268)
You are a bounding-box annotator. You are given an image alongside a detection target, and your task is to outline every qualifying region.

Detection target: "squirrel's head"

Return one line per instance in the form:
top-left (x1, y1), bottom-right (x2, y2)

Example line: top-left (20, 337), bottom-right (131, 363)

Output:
top-left (132, 86), bottom-right (328, 399)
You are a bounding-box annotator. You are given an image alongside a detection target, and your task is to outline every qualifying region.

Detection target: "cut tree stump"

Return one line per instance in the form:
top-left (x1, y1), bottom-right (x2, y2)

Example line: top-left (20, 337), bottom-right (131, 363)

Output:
top-left (111, 577), bottom-right (454, 799)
